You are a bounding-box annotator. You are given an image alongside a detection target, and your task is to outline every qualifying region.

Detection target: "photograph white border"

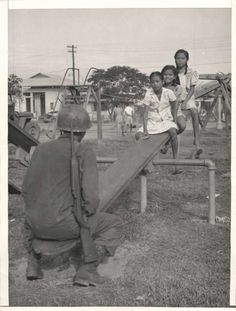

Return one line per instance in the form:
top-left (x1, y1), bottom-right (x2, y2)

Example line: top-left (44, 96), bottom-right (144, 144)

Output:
top-left (1, 0), bottom-right (235, 308)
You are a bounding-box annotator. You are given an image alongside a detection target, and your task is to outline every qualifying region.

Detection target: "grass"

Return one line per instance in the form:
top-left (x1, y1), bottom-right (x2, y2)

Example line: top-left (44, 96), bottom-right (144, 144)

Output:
top-left (8, 125), bottom-right (231, 306)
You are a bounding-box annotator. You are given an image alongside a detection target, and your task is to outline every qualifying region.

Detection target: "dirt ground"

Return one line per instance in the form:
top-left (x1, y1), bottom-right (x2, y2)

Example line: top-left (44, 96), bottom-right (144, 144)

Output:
top-left (8, 123), bottom-right (231, 306)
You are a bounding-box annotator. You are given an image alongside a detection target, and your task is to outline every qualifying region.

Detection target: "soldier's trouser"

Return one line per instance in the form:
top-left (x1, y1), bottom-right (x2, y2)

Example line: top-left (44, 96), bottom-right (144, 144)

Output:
top-left (24, 212), bottom-right (122, 256)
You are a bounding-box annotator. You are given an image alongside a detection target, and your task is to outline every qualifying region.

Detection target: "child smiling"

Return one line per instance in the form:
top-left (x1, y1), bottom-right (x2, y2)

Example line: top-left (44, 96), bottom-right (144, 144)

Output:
top-left (136, 71), bottom-right (181, 174)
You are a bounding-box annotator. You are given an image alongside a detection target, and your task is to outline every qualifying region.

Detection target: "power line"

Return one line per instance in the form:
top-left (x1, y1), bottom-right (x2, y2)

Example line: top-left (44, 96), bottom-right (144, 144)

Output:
top-left (9, 50), bottom-right (67, 61)
top-left (78, 45), bottom-right (231, 54)
top-left (9, 42), bottom-right (230, 64)
top-left (77, 35), bottom-right (231, 48)
top-left (77, 61), bottom-right (231, 71)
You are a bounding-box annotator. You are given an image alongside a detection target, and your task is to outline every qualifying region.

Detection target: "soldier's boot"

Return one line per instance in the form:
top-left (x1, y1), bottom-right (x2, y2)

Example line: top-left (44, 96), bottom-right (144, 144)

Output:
top-left (26, 251), bottom-right (43, 280)
top-left (73, 261), bottom-right (106, 287)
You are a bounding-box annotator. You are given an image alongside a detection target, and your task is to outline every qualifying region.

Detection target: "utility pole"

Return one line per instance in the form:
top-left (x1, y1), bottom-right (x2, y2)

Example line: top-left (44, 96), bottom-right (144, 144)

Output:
top-left (67, 45), bottom-right (77, 85)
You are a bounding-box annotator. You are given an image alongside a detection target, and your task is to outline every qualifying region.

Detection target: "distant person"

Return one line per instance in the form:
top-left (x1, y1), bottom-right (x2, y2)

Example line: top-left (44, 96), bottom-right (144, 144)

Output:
top-left (124, 103), bottom-right (134, 135)
top-left (113, 104), bottom-right (126, 136)
top-left (135, 71), bottom-right (180, 174)
top-left (174, 49), bottom-right (202, 159)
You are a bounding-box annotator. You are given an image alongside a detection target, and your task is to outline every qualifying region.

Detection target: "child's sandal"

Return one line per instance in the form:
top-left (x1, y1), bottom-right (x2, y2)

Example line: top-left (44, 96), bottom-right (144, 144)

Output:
top-left (192, 147), bottom-right (203, 159)
top-left (160, 142), bottom-right (170, 154)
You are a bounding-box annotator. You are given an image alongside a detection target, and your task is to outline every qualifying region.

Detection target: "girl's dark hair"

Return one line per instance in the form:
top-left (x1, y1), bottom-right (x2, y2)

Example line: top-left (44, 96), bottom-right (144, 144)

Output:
top-left (161, 65), bottom-right (179, 86)
top-left (149, 71), bottom-right (163, 81)
top-left (174, 49), bottom-right (189, 60)
top-left (174, 49), bottom-right (189, 76)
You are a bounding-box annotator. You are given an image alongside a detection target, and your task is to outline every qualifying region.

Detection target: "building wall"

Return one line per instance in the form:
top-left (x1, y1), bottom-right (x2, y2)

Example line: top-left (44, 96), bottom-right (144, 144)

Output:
top-left (22, 86), bottom-right (95, 118)
top-left (45, 89), bottom-right (61, 112)
top-left (22, 87), bottom-right (62, 117)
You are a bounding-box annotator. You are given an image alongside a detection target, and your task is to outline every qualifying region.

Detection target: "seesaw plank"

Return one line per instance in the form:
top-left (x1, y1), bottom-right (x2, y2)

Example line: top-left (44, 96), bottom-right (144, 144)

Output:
top-left (98, 133), bottom-right (168, 212)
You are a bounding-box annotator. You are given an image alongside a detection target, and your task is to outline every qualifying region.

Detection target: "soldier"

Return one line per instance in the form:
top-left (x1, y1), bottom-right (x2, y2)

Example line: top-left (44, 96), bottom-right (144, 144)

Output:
top-left (22, 104), bottom-right (121, 286)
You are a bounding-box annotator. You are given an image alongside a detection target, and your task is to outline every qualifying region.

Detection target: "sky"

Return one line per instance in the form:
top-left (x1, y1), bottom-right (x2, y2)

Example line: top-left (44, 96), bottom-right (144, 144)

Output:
top-left (8, 8), bottom-right (231, 82)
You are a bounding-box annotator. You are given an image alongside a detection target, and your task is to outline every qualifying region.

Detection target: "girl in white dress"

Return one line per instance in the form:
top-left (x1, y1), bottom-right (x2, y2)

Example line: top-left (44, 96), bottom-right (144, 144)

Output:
top-left (162, 65), bottom-right (186, 133)
top-left (160, 65), bottom-right (187, 155)
top-left (136, 72), bottom-right (180, 172)
top-left (174, 49), bottom-right (202, 159)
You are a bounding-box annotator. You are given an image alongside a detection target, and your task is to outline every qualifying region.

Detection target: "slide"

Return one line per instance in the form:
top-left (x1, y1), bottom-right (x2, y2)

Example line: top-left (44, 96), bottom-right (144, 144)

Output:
top-left (98, 133), bottom-right (168, 212)
top-left (8, 119), bottom-right (39, 194)
top-left (8, 118), bottom-right (39, 153)
top-left (9, 181), bottom-right (21, 194)
top-left (195, 80), bottom-right (220, 99)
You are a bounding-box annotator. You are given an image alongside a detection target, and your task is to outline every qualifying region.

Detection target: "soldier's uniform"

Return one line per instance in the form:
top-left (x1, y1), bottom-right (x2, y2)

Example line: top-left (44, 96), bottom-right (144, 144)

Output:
top-left (22, 134), bottom-right (121, 256)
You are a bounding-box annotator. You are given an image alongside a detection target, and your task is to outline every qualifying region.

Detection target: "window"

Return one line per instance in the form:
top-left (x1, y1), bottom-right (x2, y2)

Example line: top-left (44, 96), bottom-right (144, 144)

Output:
top-left (50, 102), bottom-right (54, 110)
top-left (26, 98), bottom-right (31, 112)
top-left (23, 92), bottom-right (30, 96)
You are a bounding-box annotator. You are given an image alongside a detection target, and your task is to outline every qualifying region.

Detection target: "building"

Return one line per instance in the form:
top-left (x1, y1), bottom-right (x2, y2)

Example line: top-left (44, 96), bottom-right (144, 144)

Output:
top-left (21, 72), bottom-right (115, 122)
top-left (21, 73), bottom-right (75, 118)
top-left (21, 72), bottom-right (97, 119)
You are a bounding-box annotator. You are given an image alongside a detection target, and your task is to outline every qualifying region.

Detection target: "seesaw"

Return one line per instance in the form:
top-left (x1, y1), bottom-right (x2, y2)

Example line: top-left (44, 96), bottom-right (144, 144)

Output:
top-left (97, 135), bottom-right (216, 225)
top-left (98, 133), bottom-right (168, 212)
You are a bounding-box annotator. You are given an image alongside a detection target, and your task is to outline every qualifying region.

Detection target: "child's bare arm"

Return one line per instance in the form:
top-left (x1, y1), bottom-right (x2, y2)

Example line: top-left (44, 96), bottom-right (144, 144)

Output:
top-left (183, 85), bottom-right (195, 108)
top-left (143, 105), bottom-right (148, 135)
top-left (170, 100), bottom-right (177, 123)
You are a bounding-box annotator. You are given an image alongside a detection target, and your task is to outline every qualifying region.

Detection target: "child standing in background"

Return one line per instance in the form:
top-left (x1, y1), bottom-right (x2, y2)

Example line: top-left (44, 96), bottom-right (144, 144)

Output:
top-left (174, 49), bottom-right (203, 159)
top-left (124, 103), bottom-right (134, 135)
top-left (113, 104), bottom-right (126, 136)
top-left (135, 71), bottom-right (181, 174)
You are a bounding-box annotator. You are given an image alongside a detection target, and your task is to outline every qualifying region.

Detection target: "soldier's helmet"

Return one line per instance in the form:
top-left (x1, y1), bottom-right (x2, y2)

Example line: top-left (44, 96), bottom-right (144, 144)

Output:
top-left (57, 104), bottom-right (92, 132)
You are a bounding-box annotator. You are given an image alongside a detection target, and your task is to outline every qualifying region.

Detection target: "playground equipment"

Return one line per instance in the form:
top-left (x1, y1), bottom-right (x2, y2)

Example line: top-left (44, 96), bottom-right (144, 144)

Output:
top-left (30, 138), bottom-right (217, 258)
top-left (10, 70), bottom-right (229, 223)
top-left (8, 119), bottom-right (39, 153)
top-left (8, 118), bottom-right (39, 194)
top-left (46, 67), bottom-right (103, 140)
top-left (95, 74), bottom-right (231, 225)
top-left (152, 159), bottom-right (216, 224)
top-left (196, 73), bottom-right (231, 133)
top-left (98, 133), bottom-right (168, 211)
top-left (8, 97), bottom-right (40, 140)
top-left (97, 153), bottom-right (216, 225)
top-left (8, 180), bottom-right (21, 194)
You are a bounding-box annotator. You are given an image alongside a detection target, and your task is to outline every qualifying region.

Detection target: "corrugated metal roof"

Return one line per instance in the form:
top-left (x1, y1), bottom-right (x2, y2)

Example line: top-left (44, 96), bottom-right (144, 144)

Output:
top-left (22, 72), bottom-right (74, 87)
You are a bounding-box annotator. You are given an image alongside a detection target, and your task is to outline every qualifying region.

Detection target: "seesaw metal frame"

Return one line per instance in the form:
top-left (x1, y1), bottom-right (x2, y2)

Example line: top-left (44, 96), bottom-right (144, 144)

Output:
top-left (97, 157), bottom-right (216, 225)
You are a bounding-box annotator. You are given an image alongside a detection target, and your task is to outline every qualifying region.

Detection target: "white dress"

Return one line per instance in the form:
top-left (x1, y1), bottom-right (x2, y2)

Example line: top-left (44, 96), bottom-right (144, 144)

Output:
top-left (138, 87), bottom-right (178, 134)
top-left (124, 106), bottom-right (134, 125)
top-left (165, 85), bottom-right (186, 116)
top-left (114, 107), bottom-right (125, 125)
top-left (178, 67), bottom-right (199, 109)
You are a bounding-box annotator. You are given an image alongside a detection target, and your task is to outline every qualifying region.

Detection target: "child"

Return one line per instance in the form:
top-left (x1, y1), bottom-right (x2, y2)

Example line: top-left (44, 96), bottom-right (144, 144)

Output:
top-left (113, 104), bottom-right (126, 136)
top-left (124, 103), bottom-right (134, 135)
top-left (174, 49), bottom-right (203, 158)
top-left (135, 71), bottom-right (180, 174)
top-left (160, 65), bottom-right (187, 154)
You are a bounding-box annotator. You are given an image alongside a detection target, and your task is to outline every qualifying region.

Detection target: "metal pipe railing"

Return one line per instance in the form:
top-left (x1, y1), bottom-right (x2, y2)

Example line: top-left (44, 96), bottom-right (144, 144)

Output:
top-left (96, 156), bottom-right (117, 163)
top-left (152, 159), bottom-right (216, 225)
top-left (96, 157), bottom-right (216, 225)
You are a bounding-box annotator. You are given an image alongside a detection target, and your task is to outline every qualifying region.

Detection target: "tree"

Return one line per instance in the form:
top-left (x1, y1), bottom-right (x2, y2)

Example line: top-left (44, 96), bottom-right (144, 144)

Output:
top-left (8, 74), bottom-right (23, 104)
top-left (88, 66), bottom-right (150, 117)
